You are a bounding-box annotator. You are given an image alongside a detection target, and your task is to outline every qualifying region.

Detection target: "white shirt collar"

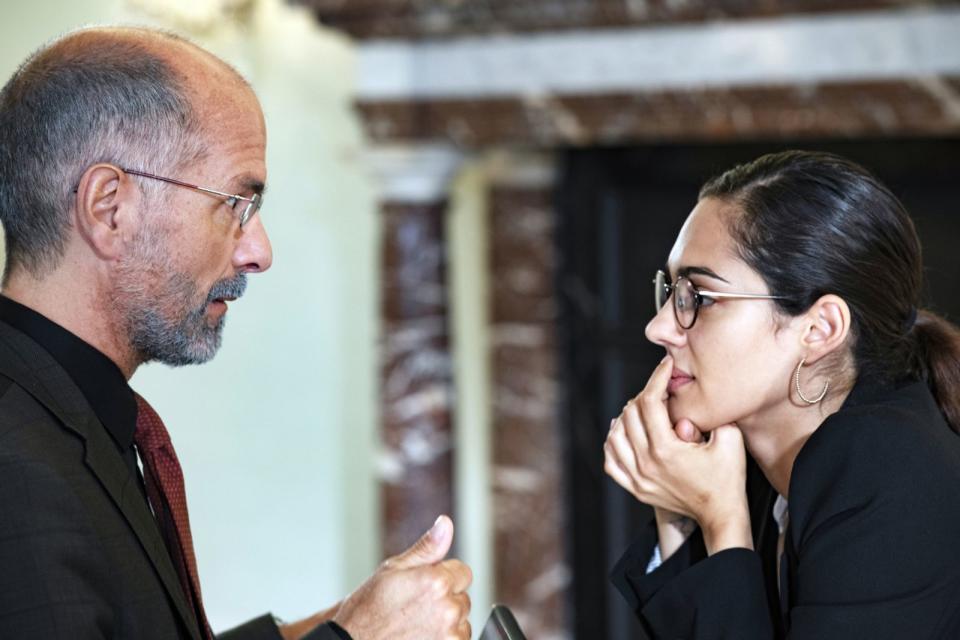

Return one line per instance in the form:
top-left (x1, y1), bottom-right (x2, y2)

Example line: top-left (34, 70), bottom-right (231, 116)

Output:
top-left (773, 494), bottom-right (789, 535)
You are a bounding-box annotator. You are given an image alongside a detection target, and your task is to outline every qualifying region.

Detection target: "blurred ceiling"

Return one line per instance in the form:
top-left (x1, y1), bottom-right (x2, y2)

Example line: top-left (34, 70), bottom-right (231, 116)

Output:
top-left (291, 0), bottom-right (954, 39)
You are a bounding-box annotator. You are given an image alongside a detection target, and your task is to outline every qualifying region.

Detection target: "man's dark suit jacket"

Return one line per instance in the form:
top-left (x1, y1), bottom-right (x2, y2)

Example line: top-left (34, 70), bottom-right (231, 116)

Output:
top-left (611, 375), bottom-right (960, 639)
top-left (0, 318), bottom-right (342, 640)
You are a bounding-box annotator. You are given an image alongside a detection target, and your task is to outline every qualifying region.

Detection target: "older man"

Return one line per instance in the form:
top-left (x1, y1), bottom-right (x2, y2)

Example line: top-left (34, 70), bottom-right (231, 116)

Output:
top-left (0, 27), bottom-right (471, 640)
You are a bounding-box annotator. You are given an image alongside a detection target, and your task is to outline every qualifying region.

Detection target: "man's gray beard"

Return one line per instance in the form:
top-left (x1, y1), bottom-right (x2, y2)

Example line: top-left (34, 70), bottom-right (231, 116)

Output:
top-left (125, 272), bottom-right (223, 366)
top-left (112, 229), bottom-right (247, 367)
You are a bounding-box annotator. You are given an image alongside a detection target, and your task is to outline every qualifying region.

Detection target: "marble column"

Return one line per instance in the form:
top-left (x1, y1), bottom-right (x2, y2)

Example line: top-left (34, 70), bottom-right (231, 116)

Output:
top-left (488, 154), bottom-right (571, 639)
top-left (370, 145), bottom-right (464, 557)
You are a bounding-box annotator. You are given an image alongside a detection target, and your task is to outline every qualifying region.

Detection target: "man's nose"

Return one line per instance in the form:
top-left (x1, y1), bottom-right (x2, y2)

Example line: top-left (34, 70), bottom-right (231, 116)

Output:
top-left (234, 214), bottom-right (273, 274)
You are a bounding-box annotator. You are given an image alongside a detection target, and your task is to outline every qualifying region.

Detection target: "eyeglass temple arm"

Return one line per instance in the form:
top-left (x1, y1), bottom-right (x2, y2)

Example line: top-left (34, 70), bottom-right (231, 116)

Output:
top-left (697, 290), bottom-right (788, 300)
top-left (122, 168), bottom-right (256, 203)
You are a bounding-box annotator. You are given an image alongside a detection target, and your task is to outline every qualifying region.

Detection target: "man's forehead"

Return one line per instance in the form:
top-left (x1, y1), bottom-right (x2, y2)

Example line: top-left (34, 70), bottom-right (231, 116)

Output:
top-left (167, 49), bottom-right (266, 156)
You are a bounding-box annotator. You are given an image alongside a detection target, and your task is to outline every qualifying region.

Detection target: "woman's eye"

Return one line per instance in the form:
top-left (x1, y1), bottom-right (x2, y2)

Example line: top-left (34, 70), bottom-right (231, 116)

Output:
top-left (699, 294), bottom-right (717, 307)
top-left (225, 196), bottom-right (239, 209)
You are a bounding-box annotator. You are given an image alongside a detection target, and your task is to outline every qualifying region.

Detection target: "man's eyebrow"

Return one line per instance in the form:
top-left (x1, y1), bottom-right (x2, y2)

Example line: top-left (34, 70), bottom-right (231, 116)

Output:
top-left (233, 175), bottom-right (266, 196)
top-left (676, 265), bottom-right (730, 284)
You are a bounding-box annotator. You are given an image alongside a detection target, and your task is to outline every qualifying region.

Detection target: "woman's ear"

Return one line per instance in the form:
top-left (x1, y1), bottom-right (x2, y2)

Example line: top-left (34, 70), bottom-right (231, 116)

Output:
top-left (800, 294), bottom-right (851, 364)
top-left (73, 164), bottom-right (139, 260)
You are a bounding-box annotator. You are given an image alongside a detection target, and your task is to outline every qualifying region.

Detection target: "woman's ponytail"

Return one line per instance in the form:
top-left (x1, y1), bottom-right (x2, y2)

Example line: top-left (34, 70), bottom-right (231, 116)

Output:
top-left (913, 310), bottom-right (960, 433)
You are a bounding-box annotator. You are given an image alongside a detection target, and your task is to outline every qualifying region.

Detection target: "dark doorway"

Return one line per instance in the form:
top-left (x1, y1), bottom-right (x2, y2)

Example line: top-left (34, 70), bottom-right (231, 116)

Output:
top-left (557, 139), bottom-right (960, 640)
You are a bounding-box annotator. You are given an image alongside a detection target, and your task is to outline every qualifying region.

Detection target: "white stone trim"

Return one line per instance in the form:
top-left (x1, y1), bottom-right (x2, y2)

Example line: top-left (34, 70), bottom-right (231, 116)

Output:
top-left (357, 7), bottom-right (960, 100)
top-left (366, 144), bottom-right (466, 203)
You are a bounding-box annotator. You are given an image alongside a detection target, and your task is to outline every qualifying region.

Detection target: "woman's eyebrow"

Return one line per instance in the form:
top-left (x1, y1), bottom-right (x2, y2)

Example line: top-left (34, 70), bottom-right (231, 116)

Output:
top-left (677, 265), bottom-right (730, 284)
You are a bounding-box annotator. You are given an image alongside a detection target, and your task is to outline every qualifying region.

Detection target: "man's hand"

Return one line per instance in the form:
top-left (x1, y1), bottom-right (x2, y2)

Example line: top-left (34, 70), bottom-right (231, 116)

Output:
top-left (332, 515), bottom-right (472, 640)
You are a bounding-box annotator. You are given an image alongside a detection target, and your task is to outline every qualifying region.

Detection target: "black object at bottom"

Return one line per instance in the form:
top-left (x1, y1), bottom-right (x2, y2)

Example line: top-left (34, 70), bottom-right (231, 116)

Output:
top-left (479, 605), bottom-right (528, 640)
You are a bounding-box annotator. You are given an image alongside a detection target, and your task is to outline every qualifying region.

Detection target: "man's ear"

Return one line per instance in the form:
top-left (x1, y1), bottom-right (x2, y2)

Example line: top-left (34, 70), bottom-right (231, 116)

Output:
top-left (799, 294), bottom-right (851, 364)
top-left (74, 164), bottom-right (140, 260)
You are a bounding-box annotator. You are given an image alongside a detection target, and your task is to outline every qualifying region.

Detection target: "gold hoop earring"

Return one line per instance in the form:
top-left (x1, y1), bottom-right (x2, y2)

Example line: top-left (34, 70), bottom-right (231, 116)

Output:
top-left (795, 357), bottom-right (828, 404)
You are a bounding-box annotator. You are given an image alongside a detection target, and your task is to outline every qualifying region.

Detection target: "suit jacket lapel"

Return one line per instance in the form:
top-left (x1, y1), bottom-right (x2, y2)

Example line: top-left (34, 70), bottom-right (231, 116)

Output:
top-left (0, 322), bottom-right (203, 640)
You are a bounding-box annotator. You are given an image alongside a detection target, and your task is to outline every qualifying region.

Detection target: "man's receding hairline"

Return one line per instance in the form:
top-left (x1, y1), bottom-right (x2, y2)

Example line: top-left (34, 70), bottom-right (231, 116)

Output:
top-left (52, 25), bottom-right (257, 162)
top-left (50, 26), bottom-right (252, 95)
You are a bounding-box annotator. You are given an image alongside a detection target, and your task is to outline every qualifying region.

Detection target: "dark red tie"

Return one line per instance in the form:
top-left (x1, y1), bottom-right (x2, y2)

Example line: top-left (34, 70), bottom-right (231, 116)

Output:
top-left (134, 393), bottom-right (213, 639)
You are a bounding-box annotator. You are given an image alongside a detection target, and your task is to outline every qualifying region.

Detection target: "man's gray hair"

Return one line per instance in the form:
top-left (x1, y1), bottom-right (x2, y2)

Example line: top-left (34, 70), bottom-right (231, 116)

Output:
top-left (0, 29), bottom-right (206, 279)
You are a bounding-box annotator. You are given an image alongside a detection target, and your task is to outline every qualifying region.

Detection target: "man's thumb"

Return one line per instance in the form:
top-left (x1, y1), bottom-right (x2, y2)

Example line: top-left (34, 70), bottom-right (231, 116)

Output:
top-left (389, 515), bottom-right (454, 570)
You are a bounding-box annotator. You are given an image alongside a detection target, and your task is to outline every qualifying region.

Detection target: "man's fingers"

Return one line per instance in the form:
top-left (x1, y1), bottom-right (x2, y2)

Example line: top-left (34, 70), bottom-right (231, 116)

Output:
top-left (454, 615), bottom-right (472, 640)
top-left (438, 592), bottom-right (470, 638)
top-left (451, 591), bottom-right (471, 618)
top-left (437, 559), bottom-right (473, 594)
top-left (387, 515), bottom-right (454, 570)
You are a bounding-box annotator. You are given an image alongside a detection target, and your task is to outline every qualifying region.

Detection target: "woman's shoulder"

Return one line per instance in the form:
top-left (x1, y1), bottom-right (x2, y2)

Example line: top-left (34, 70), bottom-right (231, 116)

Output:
top-left (789, 377), bottom-right (960, 536)
top-left (798, 377), bottom-right (955, 468)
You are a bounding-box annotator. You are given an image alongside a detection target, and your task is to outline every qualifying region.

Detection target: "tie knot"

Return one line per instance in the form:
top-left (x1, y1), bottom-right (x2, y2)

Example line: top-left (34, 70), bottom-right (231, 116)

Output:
top-left (134, 392), bottom-right (172, 453)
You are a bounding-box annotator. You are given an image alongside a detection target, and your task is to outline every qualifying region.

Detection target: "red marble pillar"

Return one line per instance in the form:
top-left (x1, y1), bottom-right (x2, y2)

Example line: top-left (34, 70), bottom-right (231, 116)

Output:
top-left (372, 146), bottom-right (463, 557)
top-left (489, 173), bottom-right (571, 638)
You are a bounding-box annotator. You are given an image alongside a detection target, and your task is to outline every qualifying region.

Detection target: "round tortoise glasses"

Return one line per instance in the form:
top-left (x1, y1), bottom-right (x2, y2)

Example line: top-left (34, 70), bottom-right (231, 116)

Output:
top-left (654, 269), bottom-right (788, 329)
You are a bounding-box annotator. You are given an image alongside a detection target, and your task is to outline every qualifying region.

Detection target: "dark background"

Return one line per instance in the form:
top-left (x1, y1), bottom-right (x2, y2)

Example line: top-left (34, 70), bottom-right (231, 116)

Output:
top-left (557, 139), bottom-right (960, 639)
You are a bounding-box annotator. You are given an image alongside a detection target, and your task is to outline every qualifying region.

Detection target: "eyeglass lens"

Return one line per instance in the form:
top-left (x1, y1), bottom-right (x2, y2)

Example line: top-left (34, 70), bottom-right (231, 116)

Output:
top-left (654, 271), bottom-right (697, 329)
top-left (239, 193), bottom-right (262, 228)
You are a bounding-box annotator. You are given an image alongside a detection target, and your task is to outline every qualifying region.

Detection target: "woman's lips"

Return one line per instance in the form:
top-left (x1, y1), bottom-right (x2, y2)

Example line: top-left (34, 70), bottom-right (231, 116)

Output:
top-left (667, 369), bottom-right (694, 394)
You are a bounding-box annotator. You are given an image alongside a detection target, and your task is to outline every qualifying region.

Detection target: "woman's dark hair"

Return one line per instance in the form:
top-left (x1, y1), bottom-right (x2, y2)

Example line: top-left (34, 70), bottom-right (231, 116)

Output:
top-left (700, 150), bottom-right (960, 432)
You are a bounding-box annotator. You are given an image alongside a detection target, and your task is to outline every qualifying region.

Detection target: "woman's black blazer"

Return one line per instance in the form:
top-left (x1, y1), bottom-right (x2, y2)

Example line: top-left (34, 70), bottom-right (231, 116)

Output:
top-left (611, 376), bottom-right (960, 639)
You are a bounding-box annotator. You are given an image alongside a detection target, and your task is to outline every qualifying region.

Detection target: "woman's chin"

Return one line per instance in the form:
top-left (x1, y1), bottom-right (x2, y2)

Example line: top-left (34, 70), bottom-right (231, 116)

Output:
top-left (667, 397), bottom-right (722, 433)
top-left (666, 396), bottom-right (699, 427)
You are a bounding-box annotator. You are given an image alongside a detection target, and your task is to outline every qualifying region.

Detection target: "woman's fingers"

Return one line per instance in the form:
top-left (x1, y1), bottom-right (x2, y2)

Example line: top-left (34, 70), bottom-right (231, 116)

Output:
top-left (606, 418), bottom-right (640, 473)
top-left (620, 402), bottom-right (650, 461)
top-left (637, 356), bottom-right (676, 448)
top-left (604, 449), bottom-right (639, 497)
top-left (675, 418), bottom-right (704, 443)
top-left (707, 423), bottom-right (745, 454)
top-left (604, 360), bottom-right (750, 525)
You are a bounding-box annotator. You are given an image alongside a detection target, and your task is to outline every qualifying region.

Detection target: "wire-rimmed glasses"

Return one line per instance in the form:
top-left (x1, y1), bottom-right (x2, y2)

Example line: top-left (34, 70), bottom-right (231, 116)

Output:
top-left (654, 269), bottom-right (788, 329)
top-left (122, 168), bottom-right (262, 228)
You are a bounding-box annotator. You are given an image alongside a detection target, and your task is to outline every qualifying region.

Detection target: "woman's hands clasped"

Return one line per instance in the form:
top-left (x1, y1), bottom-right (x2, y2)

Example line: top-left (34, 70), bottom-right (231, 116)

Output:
top-left (603, 356), bottom-right (754, 555)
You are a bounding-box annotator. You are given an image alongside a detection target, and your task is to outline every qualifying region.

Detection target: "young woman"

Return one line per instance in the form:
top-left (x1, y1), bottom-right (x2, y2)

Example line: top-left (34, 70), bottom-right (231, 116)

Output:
top-left (603, 150), bottom-right (960, 639)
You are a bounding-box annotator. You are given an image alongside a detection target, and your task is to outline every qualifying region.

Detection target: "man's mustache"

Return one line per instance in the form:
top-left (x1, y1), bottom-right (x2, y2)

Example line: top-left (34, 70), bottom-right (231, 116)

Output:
top-left (206, 274), bottom-right (247, 303)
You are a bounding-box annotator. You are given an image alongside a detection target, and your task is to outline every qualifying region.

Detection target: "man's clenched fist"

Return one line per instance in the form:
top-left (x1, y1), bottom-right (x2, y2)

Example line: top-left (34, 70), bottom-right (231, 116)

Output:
top-left (333, 515), bottom-right (472, 640)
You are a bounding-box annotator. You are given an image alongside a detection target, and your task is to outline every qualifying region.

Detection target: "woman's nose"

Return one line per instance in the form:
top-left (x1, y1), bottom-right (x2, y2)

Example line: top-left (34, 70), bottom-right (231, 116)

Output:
top-left (645, 300), bottom-right (686, 348)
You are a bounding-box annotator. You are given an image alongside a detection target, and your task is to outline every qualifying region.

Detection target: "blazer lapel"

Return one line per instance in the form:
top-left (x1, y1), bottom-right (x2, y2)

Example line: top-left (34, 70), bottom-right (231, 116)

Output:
top-left (0, 322), bottom-right (203, 640)
top-left (779, 523), bottom-right (798, 632)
